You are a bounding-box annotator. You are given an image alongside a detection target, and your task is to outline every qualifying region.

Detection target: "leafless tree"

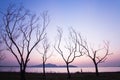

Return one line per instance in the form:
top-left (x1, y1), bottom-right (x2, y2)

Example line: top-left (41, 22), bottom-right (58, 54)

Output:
top-left (36, 37), bottom-right (52, 80)
top-left (80, 40), bottom-right (111, 76)
top-left (54, 28), bottom-right (83, 80)
top-left (0, 4), bottom-right (49, 80)
top-left (0, 35), bottom-right (4, 63)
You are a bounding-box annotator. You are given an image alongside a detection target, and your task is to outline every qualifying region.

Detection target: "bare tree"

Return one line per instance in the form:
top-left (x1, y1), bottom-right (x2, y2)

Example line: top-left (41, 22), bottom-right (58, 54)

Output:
top-left (36, 37), bottom-right (52, 80)
top-left (80, 40), bottom-right (111, 76)
top-left (0, 4), bottom-right (49, 80)
top-left (0, 35), bottom-right (4, 63)
top-left (54, 28), bottom-right (83, 80)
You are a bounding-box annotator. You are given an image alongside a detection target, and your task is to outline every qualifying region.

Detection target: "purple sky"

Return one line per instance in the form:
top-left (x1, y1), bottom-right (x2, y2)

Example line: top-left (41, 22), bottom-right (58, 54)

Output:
top-left (0, 0), bottom-right (120, 67)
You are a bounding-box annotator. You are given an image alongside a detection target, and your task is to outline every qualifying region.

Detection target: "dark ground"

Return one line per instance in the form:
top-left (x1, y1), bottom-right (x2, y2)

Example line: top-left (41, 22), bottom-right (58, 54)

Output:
top-left (0, 72), bottom-right (120, 80)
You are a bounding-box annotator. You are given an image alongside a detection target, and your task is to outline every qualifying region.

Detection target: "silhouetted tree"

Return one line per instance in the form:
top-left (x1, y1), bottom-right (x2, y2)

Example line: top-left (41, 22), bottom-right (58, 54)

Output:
top-left (54, 28), bottom-right (83, 80)
top-left (80, 40), bottom-right (111, 76)
top-left (0, 35), bottom-right (4, 62)
top-left (36, 37), bottom-right (52, 80)
top-left (0, 4), bottom-right (49, 80)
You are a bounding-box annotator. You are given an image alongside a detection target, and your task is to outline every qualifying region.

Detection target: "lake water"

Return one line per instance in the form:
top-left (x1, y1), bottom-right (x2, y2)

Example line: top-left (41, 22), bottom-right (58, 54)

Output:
top-left (0, 67), bottom-right (120, 73)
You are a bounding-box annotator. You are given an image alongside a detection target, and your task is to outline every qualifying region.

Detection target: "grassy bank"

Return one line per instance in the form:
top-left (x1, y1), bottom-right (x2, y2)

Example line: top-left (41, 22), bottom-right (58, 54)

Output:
top-left (0, 72), bottom-right (120, 80)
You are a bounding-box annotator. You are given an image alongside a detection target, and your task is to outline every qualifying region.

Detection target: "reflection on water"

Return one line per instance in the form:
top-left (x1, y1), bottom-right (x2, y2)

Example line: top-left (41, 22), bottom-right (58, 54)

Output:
top-left (0, 67), bottom-right (120, 73)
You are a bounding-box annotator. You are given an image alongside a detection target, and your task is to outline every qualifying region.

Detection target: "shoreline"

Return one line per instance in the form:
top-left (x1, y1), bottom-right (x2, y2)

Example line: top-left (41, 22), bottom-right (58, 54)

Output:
top-left (0, 72), bottom-right (120, 80)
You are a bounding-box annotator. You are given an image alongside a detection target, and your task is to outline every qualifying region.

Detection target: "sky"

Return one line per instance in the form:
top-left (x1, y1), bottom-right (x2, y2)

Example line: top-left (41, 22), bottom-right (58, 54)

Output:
top-left (0, 0), bottom-right (120, 67)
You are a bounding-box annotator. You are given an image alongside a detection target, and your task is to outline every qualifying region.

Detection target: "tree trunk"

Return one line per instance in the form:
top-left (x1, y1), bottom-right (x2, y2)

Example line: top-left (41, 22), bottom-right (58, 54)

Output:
top-left (95, 63), bottom-right (99, 76)
top-left (93, 60), bottom-right (99, 76)
top-left (66, 63), bottom-right (71, 80)
top-left (20, 69), bottom-right (26, 80)
top-left (20, 64), bottom-right (26, 80)
top-left (43, 61), bottom-right (46, 80)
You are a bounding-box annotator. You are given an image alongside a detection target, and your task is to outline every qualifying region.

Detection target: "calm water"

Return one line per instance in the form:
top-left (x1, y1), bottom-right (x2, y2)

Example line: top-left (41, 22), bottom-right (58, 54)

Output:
top-left (0, 67), bottom-right (120, 73)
